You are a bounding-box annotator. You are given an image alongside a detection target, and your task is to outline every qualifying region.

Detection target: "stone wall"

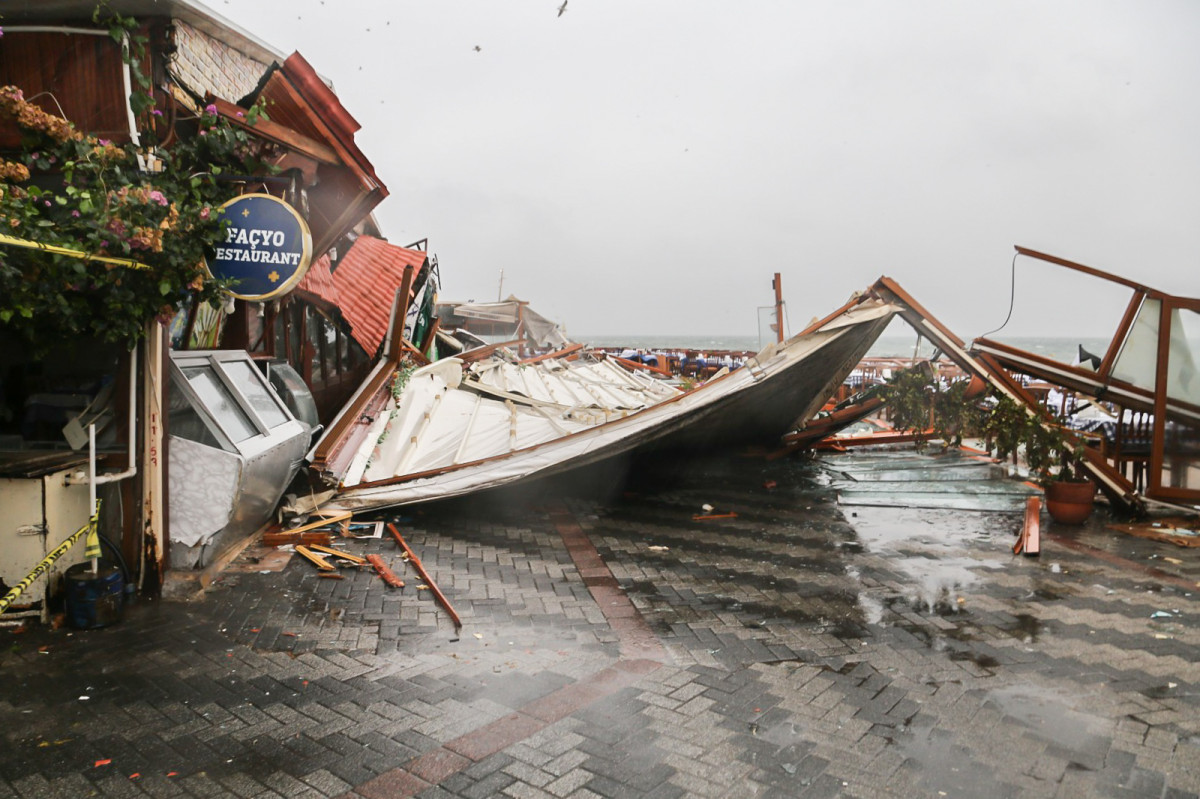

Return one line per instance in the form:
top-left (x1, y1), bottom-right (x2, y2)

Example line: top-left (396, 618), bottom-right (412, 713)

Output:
top-left (169, 20), bottom-right (271, 104)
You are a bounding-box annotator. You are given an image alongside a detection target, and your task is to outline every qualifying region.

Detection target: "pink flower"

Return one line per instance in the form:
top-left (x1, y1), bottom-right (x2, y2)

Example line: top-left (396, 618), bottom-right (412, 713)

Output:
top-left (151, 109), bottom-right (163, 117)
top-left (98, 139), bottom-right (110, 146)
top-left (71, 210), bottom-right (81, 218)
top-left (199, 206), bottom-right (211, 220)
top-left (205, 103), bottom-right (218, 115)
top-left (199, 130), bottom-right (207, 136)
top-left (148, 190), bottom-right (168, 206)
top-left (44, 200), bottom-right (51, 207)
top-left (236, 111), bottom-right (244, 118)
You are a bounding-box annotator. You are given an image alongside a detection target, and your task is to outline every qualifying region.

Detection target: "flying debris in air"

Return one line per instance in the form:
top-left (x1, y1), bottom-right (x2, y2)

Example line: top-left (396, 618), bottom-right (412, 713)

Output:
top-left (557, 1), bottom-right (567, 17)
top-left (474, 45), bottom-right (482, 52)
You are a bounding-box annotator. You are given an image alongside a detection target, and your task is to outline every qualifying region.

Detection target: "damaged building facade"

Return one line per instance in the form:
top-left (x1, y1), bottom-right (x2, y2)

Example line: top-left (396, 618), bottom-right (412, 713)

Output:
top-left (0, 0), bottom-right (439, 618)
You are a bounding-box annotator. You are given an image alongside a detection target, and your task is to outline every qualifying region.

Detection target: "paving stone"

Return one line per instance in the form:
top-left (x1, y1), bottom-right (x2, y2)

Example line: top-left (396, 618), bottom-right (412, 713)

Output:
top-left (1, 453), bottom-right (1198, 798)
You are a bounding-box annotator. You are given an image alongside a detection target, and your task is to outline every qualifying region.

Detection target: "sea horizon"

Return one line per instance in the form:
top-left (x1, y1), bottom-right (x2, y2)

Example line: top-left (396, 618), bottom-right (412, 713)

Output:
top-left (578, 334), bottom-right (1112, 364)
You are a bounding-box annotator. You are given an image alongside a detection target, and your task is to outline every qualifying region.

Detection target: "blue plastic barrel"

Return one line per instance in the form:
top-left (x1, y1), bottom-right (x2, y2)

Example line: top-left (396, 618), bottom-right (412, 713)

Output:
top-left (65, 561), bottom-right (124, 629)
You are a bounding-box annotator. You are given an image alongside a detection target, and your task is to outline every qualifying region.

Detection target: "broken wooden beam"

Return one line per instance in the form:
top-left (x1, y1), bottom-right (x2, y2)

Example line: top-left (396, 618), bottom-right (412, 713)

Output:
top-left (692, 513), bottom-right (738, 521)
top-left (262, 530), bottom-right (334, 547)
top-left (295, 545), bottom-right (337, 571)
top-left (308, 544), bottom-right (368, 565)
top-left (388, 523), bottom-right (461, 629)
top-left (263, 511), bottom-right (353, 546)
top-left (366, 554), bottom-right (405, 587)
top-left (1014, 496), bottom-right (1041, 556)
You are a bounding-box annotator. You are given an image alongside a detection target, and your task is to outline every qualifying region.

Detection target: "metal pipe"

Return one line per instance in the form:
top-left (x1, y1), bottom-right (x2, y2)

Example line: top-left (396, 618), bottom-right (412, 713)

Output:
top-left (67, 345), bottom-right (139, 487)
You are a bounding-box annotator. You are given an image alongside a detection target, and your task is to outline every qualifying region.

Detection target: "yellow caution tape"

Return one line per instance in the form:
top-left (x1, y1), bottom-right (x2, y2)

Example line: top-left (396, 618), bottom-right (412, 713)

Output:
top-left (0, 500), bottom-right (102, 615)
top-left (0, 232), bottom-right (151, 270)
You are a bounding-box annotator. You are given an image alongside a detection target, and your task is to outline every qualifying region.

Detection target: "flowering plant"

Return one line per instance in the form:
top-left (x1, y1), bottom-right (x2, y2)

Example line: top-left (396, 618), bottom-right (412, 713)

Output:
top-left (0, 12), bottom-right (274, 352)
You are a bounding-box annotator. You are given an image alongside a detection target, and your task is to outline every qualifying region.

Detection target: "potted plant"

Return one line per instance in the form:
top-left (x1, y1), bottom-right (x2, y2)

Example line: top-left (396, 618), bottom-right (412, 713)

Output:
top-left (881, 368), bottom-right (1095, 523)
top-left (980, 395), bottom-right (1095, 524)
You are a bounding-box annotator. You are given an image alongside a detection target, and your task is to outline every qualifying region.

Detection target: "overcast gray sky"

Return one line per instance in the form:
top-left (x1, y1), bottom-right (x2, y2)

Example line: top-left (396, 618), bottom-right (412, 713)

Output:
top-left (215, 0), bottom-right (1199, 341)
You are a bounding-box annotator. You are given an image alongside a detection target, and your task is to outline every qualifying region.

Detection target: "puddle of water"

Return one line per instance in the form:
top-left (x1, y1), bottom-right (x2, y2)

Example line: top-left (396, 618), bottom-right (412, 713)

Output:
top-left (984, 684), bottom-right (1114, 751)
top-left (1006, 613), bottom-right (1042, 643)
top-left (845, 505), bottom-right (1011, 617)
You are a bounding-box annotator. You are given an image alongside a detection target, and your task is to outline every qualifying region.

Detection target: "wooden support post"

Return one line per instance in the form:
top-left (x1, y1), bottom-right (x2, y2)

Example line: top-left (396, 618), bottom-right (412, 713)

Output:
top-left (386, 265), bottom-right (416, 362)
top-left (388, 523), bottom-right (462, 629)
top-left (418, 317), bottom-right (441, 359)
top-left (773, 273), bottom-right (785, 343)
top-left (1014, 496), bottom-right (1041, 556)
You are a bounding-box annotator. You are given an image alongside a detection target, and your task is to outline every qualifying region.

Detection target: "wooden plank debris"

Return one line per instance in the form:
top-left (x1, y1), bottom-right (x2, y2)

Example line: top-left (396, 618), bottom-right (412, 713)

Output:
top-left (308, 544), bottom-right (368, 565)
top-left (263, 510), bottom-right (352, 545)
top-left (692, 513), bottom-right (738, 521)
top-left (388, 523), bottom-right (461, 629)
top-left (262, 530), bottom-right (334, 547)
top-left (295, 545), bottom-right (336, 571)
top-left (366, 554), bottom-right (404, 587)
top-left (1014, 496), bottom-right (1040, 556)
top-left (1107, 518), bottom-right (1200, 548)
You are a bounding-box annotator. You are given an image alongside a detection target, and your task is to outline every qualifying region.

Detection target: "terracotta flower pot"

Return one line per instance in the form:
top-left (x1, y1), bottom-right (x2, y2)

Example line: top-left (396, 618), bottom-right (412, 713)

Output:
top-left (1044, 479), bottom-right (1095, 524)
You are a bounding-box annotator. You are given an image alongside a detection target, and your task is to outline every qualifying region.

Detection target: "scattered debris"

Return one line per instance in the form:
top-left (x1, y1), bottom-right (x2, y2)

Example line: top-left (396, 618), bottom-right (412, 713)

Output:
top-left (262, 530), bottom-right (333, 548)
top-left (389, 523), bottom-right (462, 629)
top-left (294, 546), bottom-right (336, 571)
top-left (308, 544), bottom-right (367, 565)
top-left (1013, 496), bottom-right (1041, 556)
top-left (1107, 518), bottom-right (1200, 548)
top-left (366, 554), bottom-right (404, 587)
top-left (344, 521), bottom-right (385, 539)
top-left (693, 513), bottom-right (737, 521)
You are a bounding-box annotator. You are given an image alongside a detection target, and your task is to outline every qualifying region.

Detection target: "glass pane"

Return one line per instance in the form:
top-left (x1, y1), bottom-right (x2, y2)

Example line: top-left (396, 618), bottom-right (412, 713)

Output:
top-left (1159, 308), bottom-right (1200, 495)
top-left (182, 366), bottom-right (258, 443)
top-left (1161, 417), bottom-right (1200, 494)
top-left (221, 360), bottom-right (290, 429)
top-left (288, 304), bottom-right (302, 366)
top-left (167, 372), bottom-right (225, 450)
top-left (247, 304), bottom-right (265, 353)
top-left (337, 327), bottom-right (350, 375)
top-left (1111, 297), bottom-right (1160, 392)
top-left (308, 308), bottom-right (325, 383)
top-left (273, 308), bottom-right (286, 357)
top-left (1166, 308), bottom-right (1200, 405)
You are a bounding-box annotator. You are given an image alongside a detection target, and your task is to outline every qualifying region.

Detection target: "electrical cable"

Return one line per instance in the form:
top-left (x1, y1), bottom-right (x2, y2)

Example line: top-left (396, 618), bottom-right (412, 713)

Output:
top-left (978, 251), bottom-right (1020, 339)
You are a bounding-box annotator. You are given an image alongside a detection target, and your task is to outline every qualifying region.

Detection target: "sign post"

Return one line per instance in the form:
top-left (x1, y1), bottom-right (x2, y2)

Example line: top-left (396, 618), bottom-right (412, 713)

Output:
top-left (206, 194), bottom-right (313, 301)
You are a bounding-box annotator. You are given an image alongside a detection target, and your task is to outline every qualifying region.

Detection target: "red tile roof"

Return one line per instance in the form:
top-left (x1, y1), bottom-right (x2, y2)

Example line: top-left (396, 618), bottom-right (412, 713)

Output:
top-left (296, 253), bottom-right (339, 307)
top-left (332, 236), bottom-right (427, 356)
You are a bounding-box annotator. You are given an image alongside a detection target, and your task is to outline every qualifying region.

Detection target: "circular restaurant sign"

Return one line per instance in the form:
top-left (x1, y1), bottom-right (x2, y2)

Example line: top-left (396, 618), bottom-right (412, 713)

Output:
top-left (206, 193), bottom-right (313, 301)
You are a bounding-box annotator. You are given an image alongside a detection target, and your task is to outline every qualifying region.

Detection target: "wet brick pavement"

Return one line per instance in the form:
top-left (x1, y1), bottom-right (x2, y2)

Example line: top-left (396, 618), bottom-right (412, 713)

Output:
top-left (2, 449), bottom-right (1199, 798)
